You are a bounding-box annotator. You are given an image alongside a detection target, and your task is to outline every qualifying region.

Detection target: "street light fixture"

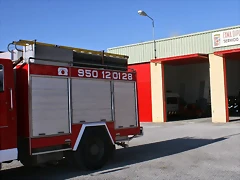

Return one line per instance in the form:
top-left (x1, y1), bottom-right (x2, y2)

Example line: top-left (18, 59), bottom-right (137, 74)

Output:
top-left (138, 10), bottom-right (156, 59)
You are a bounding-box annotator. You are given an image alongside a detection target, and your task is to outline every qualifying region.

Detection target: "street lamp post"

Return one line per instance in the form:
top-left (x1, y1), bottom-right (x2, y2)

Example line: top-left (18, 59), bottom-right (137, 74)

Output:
top-left (138, 10), bottom-right (156, 59)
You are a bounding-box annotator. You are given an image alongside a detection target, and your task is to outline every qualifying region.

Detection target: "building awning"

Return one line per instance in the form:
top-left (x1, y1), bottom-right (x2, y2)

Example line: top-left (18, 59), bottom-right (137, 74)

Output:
top-left (214, 48), bottom-right (240, 60)
top-left (150, 53), bottom-right (209, 65)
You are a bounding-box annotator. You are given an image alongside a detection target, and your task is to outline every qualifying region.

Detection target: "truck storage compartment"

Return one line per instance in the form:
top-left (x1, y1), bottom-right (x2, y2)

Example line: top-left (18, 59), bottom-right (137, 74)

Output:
top-left (31, 76), bottom-right (70, 137)
top-left (24, 44), bottom-right (73, 66)
top-left (113, 81), bottom-right (138, 129)
top-left (71, 78), bottom-right (113, 123)
top-left (73, 52), bottom-right (128, 71)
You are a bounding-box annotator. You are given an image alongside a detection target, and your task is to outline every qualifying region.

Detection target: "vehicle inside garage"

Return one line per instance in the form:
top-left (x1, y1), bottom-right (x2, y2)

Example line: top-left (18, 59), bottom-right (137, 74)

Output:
top-left (226, 59), bottom-right (240, 119)
top-left (156, 54), bottom-right (212, 121)
top-left (216, 48), bottom-right (240, 121)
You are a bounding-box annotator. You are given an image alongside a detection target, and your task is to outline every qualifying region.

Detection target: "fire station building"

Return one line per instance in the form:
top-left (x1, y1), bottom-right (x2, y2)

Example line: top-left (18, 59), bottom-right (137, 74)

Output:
top-left (107, 25), bottom-right (240, 123)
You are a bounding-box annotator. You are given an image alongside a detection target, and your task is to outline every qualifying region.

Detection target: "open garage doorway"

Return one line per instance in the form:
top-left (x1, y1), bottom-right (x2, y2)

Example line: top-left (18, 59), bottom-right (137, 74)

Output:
top-left (215, 48), bottom-right (240, 122)
top-left (152, 54), bottom-right (212, 122)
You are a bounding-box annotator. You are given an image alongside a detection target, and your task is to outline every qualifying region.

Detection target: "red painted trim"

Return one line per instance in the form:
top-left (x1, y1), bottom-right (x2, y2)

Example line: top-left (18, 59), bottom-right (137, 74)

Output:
top-left (105, 122), bottom-right (116, 141)
top-left (215, 48), bottom-right (240, 122)
top-left (128, 63), bottom-right (152, 122)
top-left (223, 57), bottom-right (229, 122)
top-left (15, 64), bottom-right (30, 138)
top-left (30, 122), bottom-right (139, 150)
top-left (30, 64), bottom-right (70, 77)
top-left (214, 48), bottom-right (240, 56)
top-left (29, 64), bottom-right (136, 81)
top-left (31, 122), bottom-right (115, 149)
top-left (161, 63), bottom-right (167, 122)
top-left (31, 134), bottom-right (72, 149)
top-left (115, 127), bottom-right (140, 136)
top-left (150, 53), bottom-right (208, 63)
top-left (134, 68), bottom-right (141, 127)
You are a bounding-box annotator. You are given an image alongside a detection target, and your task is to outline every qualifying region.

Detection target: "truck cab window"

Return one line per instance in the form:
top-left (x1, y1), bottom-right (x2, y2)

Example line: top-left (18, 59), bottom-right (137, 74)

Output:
top-left (0, 65), bottom-right (3, 92)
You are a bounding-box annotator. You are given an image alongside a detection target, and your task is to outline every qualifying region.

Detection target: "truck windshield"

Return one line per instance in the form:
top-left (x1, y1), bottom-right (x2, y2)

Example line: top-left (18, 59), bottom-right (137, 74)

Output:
top-left (0, 65), bottom-right (3, 92)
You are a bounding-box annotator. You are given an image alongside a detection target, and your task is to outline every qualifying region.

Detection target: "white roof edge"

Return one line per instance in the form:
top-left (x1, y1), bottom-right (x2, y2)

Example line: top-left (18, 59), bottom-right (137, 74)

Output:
top-left (107, 25), bottom-right (240, 50)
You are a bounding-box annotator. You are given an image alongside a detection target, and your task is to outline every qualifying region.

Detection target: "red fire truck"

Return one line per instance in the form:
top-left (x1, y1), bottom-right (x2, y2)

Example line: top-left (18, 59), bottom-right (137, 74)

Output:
top-left (0, 40), bottom-right (143, 171)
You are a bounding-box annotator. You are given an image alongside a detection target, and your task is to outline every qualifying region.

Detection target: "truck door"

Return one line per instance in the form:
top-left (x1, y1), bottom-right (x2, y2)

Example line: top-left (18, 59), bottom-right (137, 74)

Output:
top-left (0, 58), bottom-right (15, 128)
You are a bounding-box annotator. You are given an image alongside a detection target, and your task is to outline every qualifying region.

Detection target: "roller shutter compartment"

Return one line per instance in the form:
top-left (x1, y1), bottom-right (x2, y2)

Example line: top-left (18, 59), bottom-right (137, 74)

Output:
top-left (113, 81), bottom-right (138, 129)
top-left (72, 78), bottom-right (112, 123)
top-left (31, 76), bottom-right (70, 137)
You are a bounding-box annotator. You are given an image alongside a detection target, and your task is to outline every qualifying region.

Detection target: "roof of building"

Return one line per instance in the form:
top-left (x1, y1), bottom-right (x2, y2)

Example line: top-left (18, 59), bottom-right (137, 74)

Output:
top-left (107, 25), bottom-right (240, 64)
top-left (108, 25), bottom-right (240, 50)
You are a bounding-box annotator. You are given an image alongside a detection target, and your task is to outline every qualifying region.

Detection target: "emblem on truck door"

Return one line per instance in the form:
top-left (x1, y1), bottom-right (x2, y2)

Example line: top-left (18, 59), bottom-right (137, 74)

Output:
top-left (58, 67), bottom-right (68, 76)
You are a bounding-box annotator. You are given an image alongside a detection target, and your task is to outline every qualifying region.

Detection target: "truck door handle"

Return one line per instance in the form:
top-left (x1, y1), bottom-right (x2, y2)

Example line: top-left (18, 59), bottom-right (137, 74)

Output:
top-left (9, 88), bottom-right (13, 110)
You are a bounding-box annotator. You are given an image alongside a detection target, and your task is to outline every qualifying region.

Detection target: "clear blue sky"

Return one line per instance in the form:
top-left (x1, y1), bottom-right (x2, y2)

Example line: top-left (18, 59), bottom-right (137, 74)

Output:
top-left (0, 0), bottom-right (239, 51)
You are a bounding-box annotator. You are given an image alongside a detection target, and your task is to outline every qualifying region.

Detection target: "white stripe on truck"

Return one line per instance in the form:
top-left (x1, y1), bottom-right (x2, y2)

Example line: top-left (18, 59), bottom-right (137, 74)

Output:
top-left (73, 122), bottom-right (114, 151)
top-left (0, 148), bottom-right (18, 163)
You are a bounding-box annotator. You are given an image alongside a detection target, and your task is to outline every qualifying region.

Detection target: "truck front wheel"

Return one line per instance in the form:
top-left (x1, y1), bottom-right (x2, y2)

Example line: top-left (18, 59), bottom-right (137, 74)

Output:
top-left (73, 127), bottom-right (114, 170)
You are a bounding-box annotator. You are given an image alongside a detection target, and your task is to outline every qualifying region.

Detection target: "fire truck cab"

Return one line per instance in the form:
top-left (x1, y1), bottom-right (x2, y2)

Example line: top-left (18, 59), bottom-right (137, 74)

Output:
top-left (0, 40), bottom-right (143, 171)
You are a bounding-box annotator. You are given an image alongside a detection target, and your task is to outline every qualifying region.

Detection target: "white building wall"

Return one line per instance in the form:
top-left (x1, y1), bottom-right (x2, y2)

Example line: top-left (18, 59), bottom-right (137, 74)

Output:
top-left (150, 62), bottom-right (165, 122)
top-left (208, 54), bottom-right (227, 123)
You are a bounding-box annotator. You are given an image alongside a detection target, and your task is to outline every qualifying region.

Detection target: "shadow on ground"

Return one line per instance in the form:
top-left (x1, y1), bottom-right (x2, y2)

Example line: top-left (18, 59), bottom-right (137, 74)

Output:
top-left (167, 116), bottom-right (211, 122)
top-left (168, 116), bottom-right (240, 123)
top-left (0, 136), bottom-right (228, 180)
top-left (229, 117), bottom-right (240, 122)
top-left (230, 119), bottom-right (240, 122)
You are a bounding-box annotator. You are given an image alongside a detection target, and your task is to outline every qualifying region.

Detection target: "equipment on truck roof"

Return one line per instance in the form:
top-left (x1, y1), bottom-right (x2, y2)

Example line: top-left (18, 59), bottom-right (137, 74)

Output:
top-left (7, 39), bottom-right (129, 70)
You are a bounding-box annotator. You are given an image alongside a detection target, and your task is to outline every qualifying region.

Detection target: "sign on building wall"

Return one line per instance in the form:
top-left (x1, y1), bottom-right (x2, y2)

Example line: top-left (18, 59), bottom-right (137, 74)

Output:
top-left (212, 28), bottom-right (240, 48)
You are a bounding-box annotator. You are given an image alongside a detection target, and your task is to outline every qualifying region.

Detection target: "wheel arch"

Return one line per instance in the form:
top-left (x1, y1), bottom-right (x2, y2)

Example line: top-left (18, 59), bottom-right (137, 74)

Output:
top-left (73, 122), bottom-right (114, 151)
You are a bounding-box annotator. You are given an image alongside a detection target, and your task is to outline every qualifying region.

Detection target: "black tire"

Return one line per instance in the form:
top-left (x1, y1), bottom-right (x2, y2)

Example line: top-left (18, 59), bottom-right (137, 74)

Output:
top-left (109, 144), bottom-right (116, 159)
top-left (20, 158), bottom-right (34, 168)
top-left (73, 127), bottom-right (114, 171)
